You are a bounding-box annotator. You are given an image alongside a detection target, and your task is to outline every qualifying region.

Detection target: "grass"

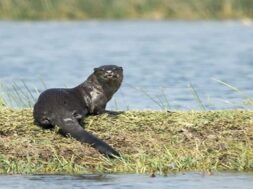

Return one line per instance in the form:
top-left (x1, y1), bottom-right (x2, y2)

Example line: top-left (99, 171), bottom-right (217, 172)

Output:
top-left (0, 0), bottom-right (253, 20)
top-left (0, 80), bottom-right (253, 175)
top-left (0, 108), bottom-right (253, 175)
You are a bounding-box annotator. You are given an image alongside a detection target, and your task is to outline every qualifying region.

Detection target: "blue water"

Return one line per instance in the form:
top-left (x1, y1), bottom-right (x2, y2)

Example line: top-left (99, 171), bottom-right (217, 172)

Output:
top-left (0, 21), bottom-right (253, 110)
top-left (0, 173), bottom-right (253, 189)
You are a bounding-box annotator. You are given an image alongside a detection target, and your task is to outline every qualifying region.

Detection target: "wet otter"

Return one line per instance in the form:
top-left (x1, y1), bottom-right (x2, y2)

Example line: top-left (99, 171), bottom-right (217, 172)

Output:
top-left (33, 65), bottom-right (123, 158)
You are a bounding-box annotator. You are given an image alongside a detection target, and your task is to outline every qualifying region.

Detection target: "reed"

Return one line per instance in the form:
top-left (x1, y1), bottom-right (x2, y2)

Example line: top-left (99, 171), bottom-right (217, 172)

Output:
top-left (189, 83), bottom-right (207, 111)
top-left (0, 0), bottom-right (252, 20)
top-left (1, 79), bottom-right (253, 110)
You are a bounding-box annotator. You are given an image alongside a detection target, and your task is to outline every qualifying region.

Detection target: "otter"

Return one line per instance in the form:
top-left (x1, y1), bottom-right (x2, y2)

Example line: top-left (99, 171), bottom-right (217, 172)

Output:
top-left (33, 65), bottom-right (123, 158)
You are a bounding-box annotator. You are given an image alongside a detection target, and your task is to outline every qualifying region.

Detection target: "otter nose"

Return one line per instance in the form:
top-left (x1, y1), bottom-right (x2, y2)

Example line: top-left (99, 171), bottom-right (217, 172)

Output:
top-left (106, 70), bottom-right (114, 76)
top-left (105, 70), bottom-right (116, 78)
top-left (106, 70), bottom-right (113, 74)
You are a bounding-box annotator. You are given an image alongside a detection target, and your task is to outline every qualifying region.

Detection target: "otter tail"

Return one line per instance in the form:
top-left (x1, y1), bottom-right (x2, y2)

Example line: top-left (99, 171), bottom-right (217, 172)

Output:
top-left (55, 116), bottom-right (120, 158)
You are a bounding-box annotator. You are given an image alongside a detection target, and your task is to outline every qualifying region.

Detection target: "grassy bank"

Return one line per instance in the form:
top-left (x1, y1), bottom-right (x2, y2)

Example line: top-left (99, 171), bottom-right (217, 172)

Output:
top-left (0, 108), bottom-right (253, 175)
top-left (0, 0), bottom-right (253, 20)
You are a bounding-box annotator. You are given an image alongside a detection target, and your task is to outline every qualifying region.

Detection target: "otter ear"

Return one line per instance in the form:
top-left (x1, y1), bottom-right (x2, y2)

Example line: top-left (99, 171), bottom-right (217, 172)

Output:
top-left (94, 68), bottom-right (99, 72)
top-left (119, 66), bottom-right (123, 71)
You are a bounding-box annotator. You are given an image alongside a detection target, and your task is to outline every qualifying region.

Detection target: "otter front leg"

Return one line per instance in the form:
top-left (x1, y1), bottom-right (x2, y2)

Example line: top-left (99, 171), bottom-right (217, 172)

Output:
top-left (92, 105), bottom-right (106, 115)
top-left (92, 108), bottom-right (123, 116)
top-left (104, 110), bottom-right (123, 115)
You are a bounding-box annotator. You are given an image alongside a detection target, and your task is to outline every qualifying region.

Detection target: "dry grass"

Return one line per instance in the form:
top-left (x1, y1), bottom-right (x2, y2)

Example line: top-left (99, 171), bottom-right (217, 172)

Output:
top-left (0, 108), bottom-right (253, 175)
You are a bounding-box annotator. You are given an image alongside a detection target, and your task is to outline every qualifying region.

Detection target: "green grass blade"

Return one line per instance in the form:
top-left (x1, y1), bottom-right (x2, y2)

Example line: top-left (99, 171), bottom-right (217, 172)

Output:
top-left (189, 83), bottom-right (206, 111)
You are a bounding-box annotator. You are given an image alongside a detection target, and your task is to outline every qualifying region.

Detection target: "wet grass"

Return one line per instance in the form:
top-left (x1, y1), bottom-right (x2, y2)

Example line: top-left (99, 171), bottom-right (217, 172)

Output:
top-left (0, 108), bottom-right (253, 175)
top-left (0, 0), bottom-right (253, 20)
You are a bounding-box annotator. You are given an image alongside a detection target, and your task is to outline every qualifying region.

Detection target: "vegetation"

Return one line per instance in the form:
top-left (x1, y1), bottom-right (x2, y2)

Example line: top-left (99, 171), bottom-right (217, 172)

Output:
top-left (0, 0), bottom-right (253, 20)
top-left (0, 108), bottom-right (253, 175)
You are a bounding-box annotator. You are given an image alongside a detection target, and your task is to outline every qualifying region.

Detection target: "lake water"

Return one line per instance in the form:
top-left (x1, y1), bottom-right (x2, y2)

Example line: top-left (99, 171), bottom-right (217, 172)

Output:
top-left (1, 173), bottom-right (253, 189)
top-left (0, 21), bottom-right (253, 110)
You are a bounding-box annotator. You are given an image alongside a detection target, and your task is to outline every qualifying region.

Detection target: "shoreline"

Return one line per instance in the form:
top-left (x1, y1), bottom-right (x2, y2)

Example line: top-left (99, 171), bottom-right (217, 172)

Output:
top-left (0, 0), bottom-right (253, 21)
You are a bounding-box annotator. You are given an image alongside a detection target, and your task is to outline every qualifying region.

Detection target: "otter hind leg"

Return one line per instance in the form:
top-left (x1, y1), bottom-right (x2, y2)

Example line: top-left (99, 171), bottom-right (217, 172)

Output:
top-left (36, 117), bottom-right (54, 129)
top-left (72, 110), bottom-right (87, 127)
top-left (72, 112), bottom-right (82, 126)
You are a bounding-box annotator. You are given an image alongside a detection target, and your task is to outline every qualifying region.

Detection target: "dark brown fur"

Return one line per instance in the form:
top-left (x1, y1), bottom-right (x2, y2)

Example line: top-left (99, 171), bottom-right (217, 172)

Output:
top-left (33, 65), bottom-right (123, 157)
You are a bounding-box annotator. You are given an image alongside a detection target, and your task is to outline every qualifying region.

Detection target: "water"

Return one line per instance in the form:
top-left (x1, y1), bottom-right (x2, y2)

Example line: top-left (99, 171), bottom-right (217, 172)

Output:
top-left (1, 21), bottom-right (253, 187)
top-left (0, 21), bottom-right (253, 110)
top-left (0, 173), bottom-right (253, 189)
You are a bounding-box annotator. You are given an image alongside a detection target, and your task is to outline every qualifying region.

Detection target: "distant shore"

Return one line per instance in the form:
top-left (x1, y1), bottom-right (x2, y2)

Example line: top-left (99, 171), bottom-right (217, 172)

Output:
top-left (0, 108), bottom-right (253, 174)
top-left (0, 0), bottom-right (253, 20)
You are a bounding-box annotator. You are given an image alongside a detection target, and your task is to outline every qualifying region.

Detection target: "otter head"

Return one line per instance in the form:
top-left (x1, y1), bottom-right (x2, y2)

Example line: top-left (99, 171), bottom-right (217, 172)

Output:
top-left (94, 65), bottom-right (123, 85)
